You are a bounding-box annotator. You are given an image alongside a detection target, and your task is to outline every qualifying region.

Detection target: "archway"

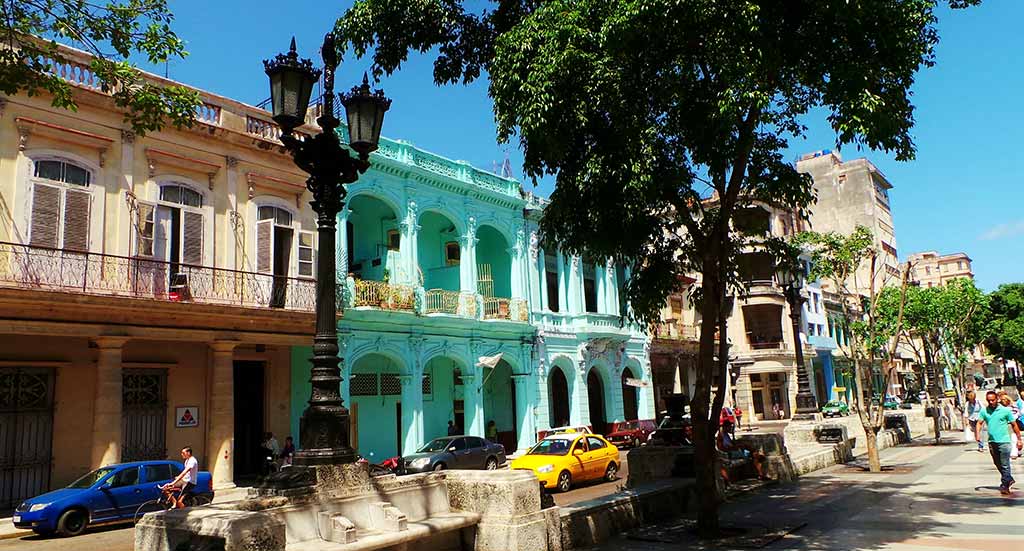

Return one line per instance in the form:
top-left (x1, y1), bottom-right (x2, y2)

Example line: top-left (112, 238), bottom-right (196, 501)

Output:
top-left (347, 194), bottom-right (399, 282)
top-left (421, 355), bottom-right (468, 440)
top-left (349, 353), bottom-right (404, 461)
top-left (476, 225), bottom-right (512, 318)
top-left (621, 367), bottom-right (640, 421)
top-left (549, 366), bottom-right (571, 429)
top-left (587, 368), bottom-right (608, 434)
top-left (418, 211), bottom-right (461, 314)
top-left (483, 358), bottom-right (517, 451)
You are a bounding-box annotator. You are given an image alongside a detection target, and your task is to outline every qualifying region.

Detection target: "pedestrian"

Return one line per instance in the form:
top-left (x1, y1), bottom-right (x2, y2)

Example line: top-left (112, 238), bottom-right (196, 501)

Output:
top-left (447, 420), bottom-right (458, 436)
top-left (281, 436), bottom-right (295, 467)
top-left (486, 420), bottom-right (498, 441)
top-left (998, 392), bottom-right (1021, 459)
top-left (735, 406), bottom-right (744, 430)
top-left (965, 390), bottom-right (985, 453)
top-left (772, 402), bottom-right (781, 420)
top-left (977, 390), bottom-right (1023, 494)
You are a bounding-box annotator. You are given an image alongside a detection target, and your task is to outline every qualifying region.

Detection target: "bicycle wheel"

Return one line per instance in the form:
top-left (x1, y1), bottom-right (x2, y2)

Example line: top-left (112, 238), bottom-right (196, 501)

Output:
top-left (134, 499), bottom-right (169, 524)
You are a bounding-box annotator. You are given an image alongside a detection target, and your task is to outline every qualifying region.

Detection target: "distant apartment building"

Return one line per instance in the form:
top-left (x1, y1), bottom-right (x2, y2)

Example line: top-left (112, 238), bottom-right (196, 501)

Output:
top-left (796, 150), bottom-right (901, 294)
top-left (904, 251), bottom-right (973, 288)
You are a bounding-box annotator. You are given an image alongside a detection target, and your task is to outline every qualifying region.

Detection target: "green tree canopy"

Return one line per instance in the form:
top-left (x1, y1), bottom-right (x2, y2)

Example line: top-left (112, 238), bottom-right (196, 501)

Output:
top-left (0, 0), bottom-right (200, 134)
top-left (987, 283), bottom-right (1024, 364)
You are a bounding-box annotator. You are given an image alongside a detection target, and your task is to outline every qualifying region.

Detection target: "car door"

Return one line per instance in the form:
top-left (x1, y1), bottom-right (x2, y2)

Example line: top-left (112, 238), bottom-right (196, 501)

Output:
top-left (96, 466), bottom-right (147, 520)
top-left (568, 437), bottom-right (588, 480)
top-left (464, 437), bottom-right (486, 468)
top-left (142, 463), bottom-right (176, 502)
top-left (585, 437), bottom-right (610, 480)
top-left (448, 437), bottom-right (471, 468)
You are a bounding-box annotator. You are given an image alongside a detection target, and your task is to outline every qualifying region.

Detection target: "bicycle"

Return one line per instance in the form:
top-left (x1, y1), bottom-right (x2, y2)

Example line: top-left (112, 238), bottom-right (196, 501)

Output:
top-left (134, 485), bottom-right (211, 524)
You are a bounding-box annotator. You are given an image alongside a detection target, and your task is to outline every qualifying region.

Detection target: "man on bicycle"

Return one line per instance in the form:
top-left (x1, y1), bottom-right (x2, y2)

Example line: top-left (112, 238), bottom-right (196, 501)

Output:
top-left (161, 446), bottom-right (199, 509)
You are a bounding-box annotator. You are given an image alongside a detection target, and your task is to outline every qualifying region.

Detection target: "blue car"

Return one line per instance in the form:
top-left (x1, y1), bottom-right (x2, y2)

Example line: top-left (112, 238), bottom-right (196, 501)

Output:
top-left (13, 460), bottom-right (214, 537)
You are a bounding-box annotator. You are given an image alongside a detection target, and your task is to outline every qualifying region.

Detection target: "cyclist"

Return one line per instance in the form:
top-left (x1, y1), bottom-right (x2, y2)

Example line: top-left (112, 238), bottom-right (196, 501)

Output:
top-left (160, 446), bottom-right (199, 509)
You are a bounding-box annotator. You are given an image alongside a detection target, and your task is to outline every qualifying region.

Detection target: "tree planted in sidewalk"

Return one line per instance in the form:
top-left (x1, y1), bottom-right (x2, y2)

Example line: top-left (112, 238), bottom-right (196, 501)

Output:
top-left (0, 0), bottom-right (200, 134)
top-left (985, 284), bottom-right (1024, 380)
top-left (336, 0), bottom-right (978, 536)
top-left (796, 226), bottom-right (911, 472)
top-left (884, 278), bottom-right (987, 442)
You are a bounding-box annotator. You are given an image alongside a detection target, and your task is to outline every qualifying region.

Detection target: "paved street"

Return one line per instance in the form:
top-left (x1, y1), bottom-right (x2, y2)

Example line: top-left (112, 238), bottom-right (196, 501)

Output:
top-left (587, 435), bottom-right (1023, 551)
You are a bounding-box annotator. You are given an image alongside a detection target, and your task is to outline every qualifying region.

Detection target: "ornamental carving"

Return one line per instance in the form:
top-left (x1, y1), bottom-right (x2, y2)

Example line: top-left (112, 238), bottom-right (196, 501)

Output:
top-left (529, 231), bottom-right (539, 261)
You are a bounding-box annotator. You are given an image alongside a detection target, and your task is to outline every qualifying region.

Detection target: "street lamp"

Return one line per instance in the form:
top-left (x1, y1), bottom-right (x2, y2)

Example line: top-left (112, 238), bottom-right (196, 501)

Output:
top-left (263, 34), bottom-right (391, 468)
top-left (776, 262), bottom-right (819, 420)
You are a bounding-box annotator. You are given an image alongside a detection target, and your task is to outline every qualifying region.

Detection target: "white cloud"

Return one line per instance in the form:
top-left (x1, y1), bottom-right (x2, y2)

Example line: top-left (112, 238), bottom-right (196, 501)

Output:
top-left (980, 220), bottom-right (1024, 241)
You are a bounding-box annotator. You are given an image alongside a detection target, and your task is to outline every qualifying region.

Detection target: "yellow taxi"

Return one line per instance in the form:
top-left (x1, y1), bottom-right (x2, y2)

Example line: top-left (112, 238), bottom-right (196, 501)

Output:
top-left (510, 433), bottom-right (620, 492)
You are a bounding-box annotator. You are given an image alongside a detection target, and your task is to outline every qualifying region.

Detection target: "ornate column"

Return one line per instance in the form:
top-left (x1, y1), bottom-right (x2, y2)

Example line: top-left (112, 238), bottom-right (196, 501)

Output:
top-left (117, 130), bottom-right (135, 256)
top-left (91, 337), bottom-right (130, 468)
top-left (567, 256), bottom-right (584, 314)
top-left (573, 356), bottom-right (588, 426)
top-left (528, 232), bottom-right (542, 312)
top-left (207, 341), bottom-right (238, 489)
top-left (458, 217), bottom-right (479, 294)
top-left (225, 156), bottom-right (240, 270)
top-left (512, 374), bottom-right (533, 453)
top-left (398, 373), bottom-right (424, 455)
top-left (398, 199), bottom-right (420, 286)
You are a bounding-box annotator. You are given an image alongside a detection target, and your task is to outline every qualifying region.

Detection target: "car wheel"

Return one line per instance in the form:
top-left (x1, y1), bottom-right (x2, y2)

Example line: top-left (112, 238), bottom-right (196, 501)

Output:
top-left (485, 457), bottom-right (499, 470)
top-left (604, 462), bottom-right (618, 482)
top-left (433, 462), bottom-right (446, 471)
top-left (632, 437), bottom-right (640, 448)
top-left (56, 509), bottom-right (88, 537)
top-left (557, 470), bottom-right (572, 493)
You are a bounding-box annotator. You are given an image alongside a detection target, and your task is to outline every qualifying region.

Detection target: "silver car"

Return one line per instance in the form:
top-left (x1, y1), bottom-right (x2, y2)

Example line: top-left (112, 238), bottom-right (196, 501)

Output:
top-left (400, 436), bottom-right (506, 473)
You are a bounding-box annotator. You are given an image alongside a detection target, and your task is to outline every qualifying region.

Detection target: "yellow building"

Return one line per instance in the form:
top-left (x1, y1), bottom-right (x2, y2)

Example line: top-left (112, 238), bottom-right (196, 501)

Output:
top-left (0, 43), bottom-right (326, 507)
top-left (905, 251), bottom-right (973, 288)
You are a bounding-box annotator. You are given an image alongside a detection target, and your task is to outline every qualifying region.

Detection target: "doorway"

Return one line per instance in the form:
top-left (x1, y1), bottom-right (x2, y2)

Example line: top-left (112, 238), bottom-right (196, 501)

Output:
top-left (549, 368), bottom-right (570, 428)
top-left (0, 367), bottom-right (54, 510)
top-left (270, 226), bottom-right (293, 308)
top-left (587, 369), bottom-right (607, 434)
top-left (233, 361), bottom-right (265, 482)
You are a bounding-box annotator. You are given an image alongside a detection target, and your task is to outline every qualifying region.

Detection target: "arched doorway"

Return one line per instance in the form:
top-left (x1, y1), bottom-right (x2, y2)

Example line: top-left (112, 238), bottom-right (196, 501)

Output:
top-left (347, 194), bottom-right (400, 282)
top-left (476, 225), bottom-right (512, 318)
top-left (483, 359), bottom-right (517, 451)
top-left (621, 367), bottom-right (639, 421)
top-left (549, 367), bottom-right (571, 428)
top-left (349, 353), bottom-right (404, 461)
top-left (587, 368), bottom-right (607, 434)
top-left (421, 355), bottom-right (467, 440)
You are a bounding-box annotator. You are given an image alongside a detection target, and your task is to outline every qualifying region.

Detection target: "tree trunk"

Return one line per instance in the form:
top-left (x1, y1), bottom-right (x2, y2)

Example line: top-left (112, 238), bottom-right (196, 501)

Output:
top-left (924, 339), bottom-right (942, 444)
top-left (851, 360), bottom-right (882, 472)
top-left (864, 427), bottom-right (881, 472)
top-left (692, 257), bottom-right (724, 538)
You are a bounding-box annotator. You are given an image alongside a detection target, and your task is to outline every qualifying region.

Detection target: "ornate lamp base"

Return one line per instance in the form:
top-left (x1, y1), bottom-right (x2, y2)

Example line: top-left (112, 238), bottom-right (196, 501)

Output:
top-left (295, 406), bottom-right (358, 466)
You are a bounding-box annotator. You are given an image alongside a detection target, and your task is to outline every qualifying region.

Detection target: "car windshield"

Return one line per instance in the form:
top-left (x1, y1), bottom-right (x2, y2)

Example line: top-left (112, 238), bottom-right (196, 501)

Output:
top-left (418, 438), bottom-right (453, 453)
top-left (825, 402), bottom-right (843, 408)
top-left (67, 467), bottom-right (116, 489)
top-left (619, 422), bottom-right (637, 430)
top-left (528, 439), bottom-right (573, 456)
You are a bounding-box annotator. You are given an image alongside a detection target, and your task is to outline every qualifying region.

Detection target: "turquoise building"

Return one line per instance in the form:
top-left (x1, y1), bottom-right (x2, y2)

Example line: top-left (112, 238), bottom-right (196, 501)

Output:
top-left (291, 136), bottom-right (652, 461)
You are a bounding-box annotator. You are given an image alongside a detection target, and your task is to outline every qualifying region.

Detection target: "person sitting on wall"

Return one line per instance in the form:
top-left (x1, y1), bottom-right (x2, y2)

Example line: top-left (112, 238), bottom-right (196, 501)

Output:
top-left (717, 421), bottom-right (767, 484)
top-left (486, 420), bottom-right (498, 441)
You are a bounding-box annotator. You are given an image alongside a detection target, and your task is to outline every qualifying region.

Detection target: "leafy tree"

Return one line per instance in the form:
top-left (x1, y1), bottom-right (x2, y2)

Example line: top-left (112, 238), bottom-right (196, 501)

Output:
top-left (0, 1), bottom-right (200, 134)
top-left (336, 0), bottom-right (978, 535)
top-left (986, 283), bottom-right (1024, 380)
top-left (797, 226), bottom-right (910, 472)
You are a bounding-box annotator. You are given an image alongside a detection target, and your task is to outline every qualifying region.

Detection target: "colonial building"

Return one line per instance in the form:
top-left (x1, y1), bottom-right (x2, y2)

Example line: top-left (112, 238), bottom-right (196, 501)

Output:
top-left (905, 251), bottom-right (973, 288)
top-left (0, 42), bottom-right (655, 507)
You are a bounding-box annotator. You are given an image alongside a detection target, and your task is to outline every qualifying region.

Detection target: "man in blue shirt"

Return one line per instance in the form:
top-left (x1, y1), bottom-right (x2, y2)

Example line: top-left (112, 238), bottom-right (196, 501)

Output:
top-left (977, 390), bottom-right (1024, 494)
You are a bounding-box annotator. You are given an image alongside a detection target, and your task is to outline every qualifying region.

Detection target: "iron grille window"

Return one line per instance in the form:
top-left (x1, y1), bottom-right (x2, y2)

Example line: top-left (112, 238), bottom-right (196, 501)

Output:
top-left (380, 374), bottom-right (401, 396)
top-left (350, 373), bottom-right (378, 396)
top-left (422, 372), bottom-right (432, 396)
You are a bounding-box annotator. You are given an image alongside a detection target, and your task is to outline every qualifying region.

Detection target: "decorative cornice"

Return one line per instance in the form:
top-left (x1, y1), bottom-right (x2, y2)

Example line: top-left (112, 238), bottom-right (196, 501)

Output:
top-left (146, 147), bottom-right (219, 189)
top-left (16, 117), bottom-right (113, 165)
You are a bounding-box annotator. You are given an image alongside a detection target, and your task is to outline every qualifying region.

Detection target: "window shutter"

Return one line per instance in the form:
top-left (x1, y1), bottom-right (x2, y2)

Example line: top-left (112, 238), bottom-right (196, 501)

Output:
top-left (298, 230), bottom-right (315, 277)
top-left (29, 183), bottom-right (61, 248)
top-left (181, 211), bottom-right (204, 265)
top-left (256, 218), bottom-right (274, 274)
top-left (135, 202), bottom-right (156, 257)
top-left (62, 188), bottom-right (91, 252)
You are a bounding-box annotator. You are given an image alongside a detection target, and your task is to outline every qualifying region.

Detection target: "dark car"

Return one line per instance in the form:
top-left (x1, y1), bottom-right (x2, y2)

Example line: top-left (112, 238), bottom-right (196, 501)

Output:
top-left (401, 435), bottom-right (506, 473)
top-left (605, 420), bottom-right (656, 448)
top-left (14, 460), bottom-right (214, 536)
top-left (647, 413), bottom-right (694, 446)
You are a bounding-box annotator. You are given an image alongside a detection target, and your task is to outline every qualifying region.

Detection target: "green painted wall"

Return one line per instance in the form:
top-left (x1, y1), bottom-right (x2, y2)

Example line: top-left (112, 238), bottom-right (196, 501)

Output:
top-left (418, 211), bottom-right (460, 291)
top-left (483, 360), bottom-right (516, 435)
top-left (351, 353), bottom-right (402, 461)
top-left (476, 225), bottom-right (511, 298)
top-left (422, 356), bottom-right (463, 441)
top-left (349, 194), bottom-right (398, 281)
top-left (289, 346), bottom-right (312, 449)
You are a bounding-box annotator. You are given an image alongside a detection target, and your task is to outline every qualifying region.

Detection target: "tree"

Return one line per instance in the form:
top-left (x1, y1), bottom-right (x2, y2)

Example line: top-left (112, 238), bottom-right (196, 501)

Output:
top-left (797, 226), bottom-right (910, 472)
top-left (0, 1), bottom-right (200, 134)
top-left (336, 0), bottom-right (978, 536)
top-left (986, 283), bottom-right (1024, 382)
top-left (882, 278), bottom-right (986, 442)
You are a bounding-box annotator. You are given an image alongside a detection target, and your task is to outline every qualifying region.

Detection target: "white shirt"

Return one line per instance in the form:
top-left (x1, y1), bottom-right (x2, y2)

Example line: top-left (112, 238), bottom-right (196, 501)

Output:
top-left (183, 456), bottom-right (198, 484)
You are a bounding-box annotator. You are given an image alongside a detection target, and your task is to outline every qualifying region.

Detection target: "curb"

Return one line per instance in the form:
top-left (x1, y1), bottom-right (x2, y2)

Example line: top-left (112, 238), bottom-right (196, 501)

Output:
top-left (0, 528), bottom-right (31, 541)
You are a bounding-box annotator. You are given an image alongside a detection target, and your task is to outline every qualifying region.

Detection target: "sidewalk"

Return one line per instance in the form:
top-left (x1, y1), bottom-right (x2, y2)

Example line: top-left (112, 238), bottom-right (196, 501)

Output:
top-left (586, 434), bottom-right (1023, 550)
top-left (0, 485), bottom-right (251, 540)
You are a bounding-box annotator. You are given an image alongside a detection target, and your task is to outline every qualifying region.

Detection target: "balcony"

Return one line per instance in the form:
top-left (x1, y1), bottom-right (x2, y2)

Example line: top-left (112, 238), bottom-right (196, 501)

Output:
top-left (352, 279), bottom-right (416, 311)
top-left (653, 322), bottom-right (699, 341)
top-left (424, 289), bottom-right (460, 314)
top-left (0, 241), bottom-right (316, 312)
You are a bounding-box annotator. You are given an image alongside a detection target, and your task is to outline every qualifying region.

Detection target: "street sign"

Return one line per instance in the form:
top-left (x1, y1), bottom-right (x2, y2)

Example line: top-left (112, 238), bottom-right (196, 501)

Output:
top-left (625, 378), bottom-right (649, 388)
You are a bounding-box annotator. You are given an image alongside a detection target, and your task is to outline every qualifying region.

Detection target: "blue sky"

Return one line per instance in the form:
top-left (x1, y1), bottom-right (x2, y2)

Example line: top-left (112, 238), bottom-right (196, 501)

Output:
top-left (136, 0), bottom-right (1021, 291)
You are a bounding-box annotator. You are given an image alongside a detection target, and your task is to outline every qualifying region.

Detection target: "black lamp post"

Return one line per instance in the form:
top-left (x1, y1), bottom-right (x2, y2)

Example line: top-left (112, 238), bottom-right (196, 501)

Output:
top-left (263, 34), bottom-right (391, 467)
top-left (777, 264), bottom-right (819, 420)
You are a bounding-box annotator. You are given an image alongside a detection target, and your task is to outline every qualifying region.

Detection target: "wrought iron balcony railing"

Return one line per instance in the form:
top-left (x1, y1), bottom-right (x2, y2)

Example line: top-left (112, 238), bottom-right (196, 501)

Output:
top-left (352, 279), bottom-right (416, 311)
top-left (0, 241), bottom-right (316, 312)
top-left (424, 288), bottom-right (460, 314)
top-left (653, 322), bottom-right (699, 341)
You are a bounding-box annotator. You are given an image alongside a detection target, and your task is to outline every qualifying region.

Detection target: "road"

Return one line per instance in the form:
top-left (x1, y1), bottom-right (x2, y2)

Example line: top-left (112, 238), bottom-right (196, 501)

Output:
top-left (587, 435), bottom-right (1023, 550)
top-left (0, 458), bottom-right (629, 551)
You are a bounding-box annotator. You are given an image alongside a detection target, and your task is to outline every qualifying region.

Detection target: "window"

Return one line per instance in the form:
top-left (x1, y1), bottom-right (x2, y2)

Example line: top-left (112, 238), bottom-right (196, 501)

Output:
top-left (350, 374), bottom-right (378, 396)
top-left (545, 253), bottom-right (560, 312)
top-left (160, 184), bottom-right (203, 208)
top-left (387, 229), bottom-right (400, 251)
top-left (136, 182), bottom-right (205, 265)
top-left (298, 231), bottom-right (315, 277)
top-left (145, 464), bottom-right (174, 483)
top-left (29, 158), bottom-right (92, 251)
top-left (467, 436), bottom-right (485, 449)
top-left (925, 266), bottom-right (931, 275)
top-left (258, 206), bottom-right (292, 225)
top-left (445, 241), bottom-right (460, 266)
top-left (586, 436), bottom-right (606, 450)
top-left (451, 437), bottom-right (468, 451)
top-left (109, 467), bottom-right (139, 488)
top-left (583, 263), bottom-right (598, 313)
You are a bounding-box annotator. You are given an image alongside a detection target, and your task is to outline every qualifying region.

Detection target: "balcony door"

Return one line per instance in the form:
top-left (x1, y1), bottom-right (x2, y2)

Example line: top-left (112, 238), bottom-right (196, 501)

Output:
top-left (134, 184), bottom-right (204, 298)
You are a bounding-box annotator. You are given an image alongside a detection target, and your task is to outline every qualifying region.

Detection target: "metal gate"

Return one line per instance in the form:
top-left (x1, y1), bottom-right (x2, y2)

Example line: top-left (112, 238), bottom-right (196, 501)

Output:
top-left (0, 367), bottom-right (55, 510)
top-left (122, 369), bottom-right (167, 462)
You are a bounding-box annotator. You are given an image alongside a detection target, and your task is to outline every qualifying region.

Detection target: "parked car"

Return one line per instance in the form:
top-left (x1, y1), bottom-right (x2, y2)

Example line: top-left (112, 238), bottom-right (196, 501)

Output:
top-left (820, 400), bottom-right (850, 418)
top-left (510, 433), bottom-right (619, 492)
top-left (605, 420), bottom-right (656, 448)
top-left (647, 413), bottom-right (693, 446)
top-left (14, 460), bottom-right (214, 537)
top-left (400, 435), bottom-right (506, 473)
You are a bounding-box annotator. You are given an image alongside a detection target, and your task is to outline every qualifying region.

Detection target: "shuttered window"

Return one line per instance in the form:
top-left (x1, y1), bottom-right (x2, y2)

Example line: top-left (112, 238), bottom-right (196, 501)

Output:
top-left (298, 231), bottom-right (314, 277)
top-left (28, 159), bottom-right (92, 251)
top-left (182, 211), bottom-right (204, 265)
top-left (135, 203), bottom-right (156, 257)
top-left (256, 219), bottom-right (274, 273)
